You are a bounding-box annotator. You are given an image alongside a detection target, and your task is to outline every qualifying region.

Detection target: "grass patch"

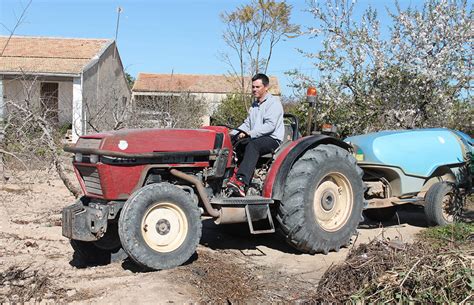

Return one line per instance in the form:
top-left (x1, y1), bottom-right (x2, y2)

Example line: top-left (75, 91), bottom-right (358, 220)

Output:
top-left (419, 222), bottom-right (474, 247)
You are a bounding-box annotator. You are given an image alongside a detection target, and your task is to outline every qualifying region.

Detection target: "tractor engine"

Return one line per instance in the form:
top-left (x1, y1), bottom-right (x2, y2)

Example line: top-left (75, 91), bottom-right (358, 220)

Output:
top-left (67, 126), bottom-right (234, 201)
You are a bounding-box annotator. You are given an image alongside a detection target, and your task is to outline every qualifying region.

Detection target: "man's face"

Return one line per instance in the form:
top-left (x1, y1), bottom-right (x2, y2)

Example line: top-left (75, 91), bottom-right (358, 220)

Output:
top-left (252, 79), bottom-right (268, 101)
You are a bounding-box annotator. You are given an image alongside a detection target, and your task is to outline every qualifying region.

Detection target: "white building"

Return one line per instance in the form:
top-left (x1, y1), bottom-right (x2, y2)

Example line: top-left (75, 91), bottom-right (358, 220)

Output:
top-left (0, 36), bottom-right (131, 142)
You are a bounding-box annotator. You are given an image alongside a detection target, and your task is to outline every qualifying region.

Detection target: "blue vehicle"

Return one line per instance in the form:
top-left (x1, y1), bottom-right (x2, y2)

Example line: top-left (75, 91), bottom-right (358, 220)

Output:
top-left (345, 128), bottom-right (472, 225)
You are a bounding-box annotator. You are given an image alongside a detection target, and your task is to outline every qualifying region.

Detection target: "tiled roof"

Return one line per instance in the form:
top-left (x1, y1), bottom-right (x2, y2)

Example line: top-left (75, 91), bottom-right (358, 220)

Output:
top-left (0, 36), bottom-right (112, 75)
top-left (132, 73), bottom-right (281, 95)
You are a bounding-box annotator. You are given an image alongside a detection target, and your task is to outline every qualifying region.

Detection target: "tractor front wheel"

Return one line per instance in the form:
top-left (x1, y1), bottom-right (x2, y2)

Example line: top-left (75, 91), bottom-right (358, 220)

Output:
top-left (118, 183), bottom-right (202, 270)
top-left (277, 144), bottom-right (364, 254)
top-left (70, 222), bottom-right (127, 266)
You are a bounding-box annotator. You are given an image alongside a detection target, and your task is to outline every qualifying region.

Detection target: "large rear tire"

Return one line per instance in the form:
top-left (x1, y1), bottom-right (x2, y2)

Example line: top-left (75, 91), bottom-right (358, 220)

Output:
top-left (118, 183), bottom-right (202, 270)
top-left (424, 181), bottom-right (456, 226)
top-left (277, 144), bottom-right (364, 254)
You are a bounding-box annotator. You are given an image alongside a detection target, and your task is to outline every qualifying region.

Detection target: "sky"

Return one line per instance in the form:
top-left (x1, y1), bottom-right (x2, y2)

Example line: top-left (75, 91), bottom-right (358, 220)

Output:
top-left (0, 0), bottom-right (431, 96)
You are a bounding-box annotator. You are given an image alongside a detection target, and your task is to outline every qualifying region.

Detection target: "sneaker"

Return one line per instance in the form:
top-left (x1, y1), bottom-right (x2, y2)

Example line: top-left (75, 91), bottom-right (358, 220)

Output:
top-left (226, 175), bottom-right (246, 197)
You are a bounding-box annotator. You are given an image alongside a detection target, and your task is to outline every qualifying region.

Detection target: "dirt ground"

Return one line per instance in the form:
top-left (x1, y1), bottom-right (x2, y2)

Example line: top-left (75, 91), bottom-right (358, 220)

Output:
top-left (0, 172), bottom-right (451, 303)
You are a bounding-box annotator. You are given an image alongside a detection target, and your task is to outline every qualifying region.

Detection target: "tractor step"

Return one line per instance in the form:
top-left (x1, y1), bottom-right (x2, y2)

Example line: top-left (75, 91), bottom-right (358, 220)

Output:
top-left (210, 196), bottom-right (274, 206)
top-left (211, 196), bottom-right (275, 234)
top-left (245, 204), bottom-right (275, 234)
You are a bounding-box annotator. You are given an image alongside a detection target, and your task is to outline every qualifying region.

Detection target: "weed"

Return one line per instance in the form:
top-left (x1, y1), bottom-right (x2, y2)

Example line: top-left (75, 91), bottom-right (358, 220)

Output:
top-left (419, 222), bottom-right (474, 247)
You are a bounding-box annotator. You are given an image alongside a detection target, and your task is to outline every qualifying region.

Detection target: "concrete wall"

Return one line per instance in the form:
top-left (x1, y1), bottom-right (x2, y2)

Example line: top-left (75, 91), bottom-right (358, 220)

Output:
top-left (3, 79), bottom-right (40, 111)
top-left (82, 42), bottom-right (131, 133)
top-left (58, 81), bottom-right (73, 124)
top-left (72, 77), bottom-right (83, 140)
top-left (192, 92), bottom-right (227, 115)
top-left (1, 78), bottom-right (73, 126)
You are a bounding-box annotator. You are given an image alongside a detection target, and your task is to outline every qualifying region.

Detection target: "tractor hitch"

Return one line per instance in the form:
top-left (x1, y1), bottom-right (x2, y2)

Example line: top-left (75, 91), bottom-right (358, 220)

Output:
top-left (62, 198), bottom-right (123, 241)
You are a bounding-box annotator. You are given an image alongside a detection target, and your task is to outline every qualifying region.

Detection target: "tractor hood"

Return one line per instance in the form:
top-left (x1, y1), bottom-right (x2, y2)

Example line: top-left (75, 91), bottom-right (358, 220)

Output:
top-left (77, 128), bottom-right (221, 154)
top-left (345, 128), bottom-right (471, 178)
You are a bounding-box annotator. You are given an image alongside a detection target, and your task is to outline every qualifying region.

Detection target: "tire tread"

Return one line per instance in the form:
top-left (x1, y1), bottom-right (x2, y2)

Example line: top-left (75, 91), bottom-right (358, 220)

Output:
top-left (277, 144), bottom-right (364, 254)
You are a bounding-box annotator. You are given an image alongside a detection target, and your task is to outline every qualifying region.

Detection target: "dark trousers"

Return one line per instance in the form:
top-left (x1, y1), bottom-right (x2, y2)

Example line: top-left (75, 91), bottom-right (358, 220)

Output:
top-left (236, 136), bottom-right (280, 185)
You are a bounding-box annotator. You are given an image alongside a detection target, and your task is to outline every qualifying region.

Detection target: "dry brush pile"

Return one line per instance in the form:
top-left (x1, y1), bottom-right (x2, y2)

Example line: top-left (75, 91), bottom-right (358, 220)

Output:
top-left (0, 266), bottom-right (68, 303)
top-left (174, 248), bottom-right (315, 303)
top-left (310, 223), bottom-right (474, 303)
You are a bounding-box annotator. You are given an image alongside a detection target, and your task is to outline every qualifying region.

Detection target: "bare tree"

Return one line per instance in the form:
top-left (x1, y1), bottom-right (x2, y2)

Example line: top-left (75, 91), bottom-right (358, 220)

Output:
top-left (1, 74), bottom-right (81, 196)
top-left (130, 93), bottom-right (209, 129)
top-left (220, 0), bottom-right (300, 107)
top-left (82, 86), bottom-right (131, 133)
top-left (0, 0), bottom-right (32, 57)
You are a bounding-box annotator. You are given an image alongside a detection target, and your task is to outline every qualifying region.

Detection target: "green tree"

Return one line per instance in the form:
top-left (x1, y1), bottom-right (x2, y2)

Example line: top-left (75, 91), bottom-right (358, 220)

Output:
top-left (211, 94), bottom-right (249, 127)
top-left (125, 72), bottom-right (135, 89)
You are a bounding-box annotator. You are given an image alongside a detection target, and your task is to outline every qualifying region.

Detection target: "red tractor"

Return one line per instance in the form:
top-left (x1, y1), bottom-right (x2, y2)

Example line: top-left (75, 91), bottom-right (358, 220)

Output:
top-left (63, 96), bottom-right (364, 270)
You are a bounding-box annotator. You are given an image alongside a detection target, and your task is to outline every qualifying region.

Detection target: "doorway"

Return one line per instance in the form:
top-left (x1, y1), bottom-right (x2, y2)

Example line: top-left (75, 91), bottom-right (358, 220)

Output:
top-left (40, 82), bottom-right (59, 124)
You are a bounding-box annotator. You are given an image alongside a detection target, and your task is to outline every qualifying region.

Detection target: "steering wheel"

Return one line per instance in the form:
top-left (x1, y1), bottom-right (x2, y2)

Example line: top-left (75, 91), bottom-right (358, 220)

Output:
top-left (215, 125), bottom-right (249, 143)
top-left (231, 128), bottom-right (250, 142)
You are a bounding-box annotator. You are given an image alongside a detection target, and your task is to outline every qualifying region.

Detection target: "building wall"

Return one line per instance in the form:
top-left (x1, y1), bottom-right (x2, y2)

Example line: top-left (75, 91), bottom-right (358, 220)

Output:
top-left (131, 91), bottom-right (281, 120)
top-left (3, 79), bottom-right (40, 111)
top-left (132, 91), bottom-right (229, 126)
top-left (58, 81), bottom-right (73, 124)
top-left (82, 42), bottom-right (131, 133)
top-left (0, 77), bottom-right (4, 121)
top-left (2, 78), bottom-right (73, 126)
top-left (192, 92), bottom-right (227, 115)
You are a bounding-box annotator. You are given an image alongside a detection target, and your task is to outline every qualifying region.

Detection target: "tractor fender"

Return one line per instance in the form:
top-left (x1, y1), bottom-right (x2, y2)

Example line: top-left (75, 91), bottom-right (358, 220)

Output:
top-left (263, 135), bottom-right (351, 200)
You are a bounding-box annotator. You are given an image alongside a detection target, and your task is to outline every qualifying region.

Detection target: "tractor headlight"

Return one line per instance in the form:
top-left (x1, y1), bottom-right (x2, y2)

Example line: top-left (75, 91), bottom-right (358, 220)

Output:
top-left (74, 153), bottom-right (83, 163)
top-left (90, 154), bottom-right (99, 164)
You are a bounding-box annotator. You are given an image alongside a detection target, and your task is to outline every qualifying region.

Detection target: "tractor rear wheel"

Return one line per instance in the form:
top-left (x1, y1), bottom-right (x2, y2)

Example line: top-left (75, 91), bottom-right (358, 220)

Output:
top-left (424, 181), bottom-right (456, 226)
top-left (118, 183), bottom-right (202, 270)
top-left (277, 144), bottom-right (364, 254)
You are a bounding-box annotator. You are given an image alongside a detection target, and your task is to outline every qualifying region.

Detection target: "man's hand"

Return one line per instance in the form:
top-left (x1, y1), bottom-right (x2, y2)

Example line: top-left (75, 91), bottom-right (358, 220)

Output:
top-left (238, 132), bottom-right (247, 139)
top-left (231, 128), bottom-right (250, 144)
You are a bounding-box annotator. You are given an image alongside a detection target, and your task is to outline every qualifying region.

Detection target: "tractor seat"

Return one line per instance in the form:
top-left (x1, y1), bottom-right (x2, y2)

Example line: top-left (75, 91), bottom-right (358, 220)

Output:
top-left (260, 140), bottom-right (293, 159)
top-left (260, 114), bottom-right (300, 160)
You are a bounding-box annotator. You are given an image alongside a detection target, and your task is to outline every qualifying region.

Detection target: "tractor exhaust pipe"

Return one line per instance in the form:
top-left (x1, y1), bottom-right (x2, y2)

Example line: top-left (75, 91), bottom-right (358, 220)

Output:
top-left (169, 169), bottom-right (221, 218)
top-left (214, 207), bottom-right (247, 224)
top-left (306, 87), bottom-right (318, 135)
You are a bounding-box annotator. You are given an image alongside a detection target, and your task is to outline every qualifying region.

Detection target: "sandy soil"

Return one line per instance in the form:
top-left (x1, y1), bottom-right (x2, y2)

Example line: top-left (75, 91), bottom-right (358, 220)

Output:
top-left (0, 172), bottom-right (432, 303)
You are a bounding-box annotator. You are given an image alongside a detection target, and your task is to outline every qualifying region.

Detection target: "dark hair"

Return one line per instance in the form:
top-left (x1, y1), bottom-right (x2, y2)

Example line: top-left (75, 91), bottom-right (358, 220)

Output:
top-left (252, 73), bottom-right (269, 87)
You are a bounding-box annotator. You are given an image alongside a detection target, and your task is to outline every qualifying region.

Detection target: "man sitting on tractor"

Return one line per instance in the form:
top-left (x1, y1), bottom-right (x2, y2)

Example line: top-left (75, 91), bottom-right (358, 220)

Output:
top-left (227, 73), bottom-right (285, 196)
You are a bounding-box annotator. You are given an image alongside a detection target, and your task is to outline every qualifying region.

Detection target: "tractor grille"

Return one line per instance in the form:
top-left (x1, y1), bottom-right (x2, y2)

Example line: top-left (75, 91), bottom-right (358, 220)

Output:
top-left (76, 138), bottom-right (102, 149)
top-left (77, 165), bottom-right (103, 195)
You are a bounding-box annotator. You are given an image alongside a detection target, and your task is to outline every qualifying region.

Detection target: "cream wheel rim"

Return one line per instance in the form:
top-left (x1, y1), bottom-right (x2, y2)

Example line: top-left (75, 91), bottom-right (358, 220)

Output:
top-left (313, 172), bottom-right (354, 232)
top-left (141, 202), bottom-right (188, 252)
